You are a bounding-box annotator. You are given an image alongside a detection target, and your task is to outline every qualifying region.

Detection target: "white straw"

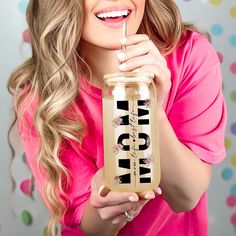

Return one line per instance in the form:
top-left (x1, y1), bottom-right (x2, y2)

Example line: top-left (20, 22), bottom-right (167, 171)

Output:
top-left (122, 22), bottom-right (127, 38)
top-left (121, 22), bottom-right (127, 52)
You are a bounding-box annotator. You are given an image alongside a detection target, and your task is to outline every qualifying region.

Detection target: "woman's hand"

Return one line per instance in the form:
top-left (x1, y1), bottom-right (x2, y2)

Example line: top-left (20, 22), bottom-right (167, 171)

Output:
top-left (90, 168), bottom-right (161, 225)
top-left (117, 34), bottom-right (171, 108)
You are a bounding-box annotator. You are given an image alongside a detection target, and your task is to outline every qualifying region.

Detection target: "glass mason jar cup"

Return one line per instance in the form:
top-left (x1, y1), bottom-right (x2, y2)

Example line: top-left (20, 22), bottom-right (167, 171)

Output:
top-left (102, 72), bottom-right (160, 192)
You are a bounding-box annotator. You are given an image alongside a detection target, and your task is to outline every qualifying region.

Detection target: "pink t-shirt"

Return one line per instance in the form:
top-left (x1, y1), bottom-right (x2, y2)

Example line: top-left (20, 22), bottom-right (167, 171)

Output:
top-left (19, 31), bottom-right (226, 236)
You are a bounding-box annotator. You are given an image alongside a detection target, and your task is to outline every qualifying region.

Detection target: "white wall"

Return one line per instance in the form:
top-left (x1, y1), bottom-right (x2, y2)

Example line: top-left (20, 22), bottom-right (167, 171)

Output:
top-left (0, 0), bottom-right (235, 235)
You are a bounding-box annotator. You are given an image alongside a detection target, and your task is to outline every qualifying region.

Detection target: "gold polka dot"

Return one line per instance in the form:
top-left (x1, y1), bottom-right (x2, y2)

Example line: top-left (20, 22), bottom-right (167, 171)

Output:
top-left (210, 0), bottom-right (222, 6)
top-left (225, 137), bottom-right (232, 149)
top-left (231, 154), bottom-right (236, 167)
top-left (230, 6), bottom-right (236, 18)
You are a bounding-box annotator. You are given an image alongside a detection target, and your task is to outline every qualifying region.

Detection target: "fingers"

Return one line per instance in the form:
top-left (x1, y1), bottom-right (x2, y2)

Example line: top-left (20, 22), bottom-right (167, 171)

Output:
top-left (98, 200), bottom-right (141, 220)
top-left (137, 190), bottom-right (156, 200)
top-left (98, 199), bottom-right (148, 223)
top-left (91, 168), bottom-right (143, 208)
top-left (137, 187), bottom-right (162, 200)
top-left (90, 185), bottom-right (139, 208)
top-left (120, 34), bottom-right (149, 45)
top-left (117, 49), bottom-right (171, 107)
top-left (117, 34), bottom-right (170, 95)
top-left (91, 168), bottom-right (163, 225)
top-left (119, 34), bottom-right (166, 65)
top-left (117, 34), bottom-right (168, 79)
top-left (118, 40), bottom-right (162, 63)
top-left (118, 53), bottom-right (163, 72)
top-left (111, 202), bottom-right (145, 224)
top-left (136, 64), bottom-right (171, 87)
top-left (94, 187), bottom-right (162, 224)
top-left (129, 63), bottom-right (171, 100)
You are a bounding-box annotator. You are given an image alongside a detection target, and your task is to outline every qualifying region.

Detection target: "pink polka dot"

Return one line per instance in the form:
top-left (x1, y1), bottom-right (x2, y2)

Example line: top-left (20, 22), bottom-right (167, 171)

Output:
top-left (231, 213), bottom-right (236, 225)
top-left (227, 195), bottom-right (236, 207)
top-left (22, 29), bottom-right (31, 43)
top-left (230, 62), bottom-right (236, 74)
top-left (217, 52), bottom-right (223, 63)
top-left (20, 179), bottom-right (31, 195)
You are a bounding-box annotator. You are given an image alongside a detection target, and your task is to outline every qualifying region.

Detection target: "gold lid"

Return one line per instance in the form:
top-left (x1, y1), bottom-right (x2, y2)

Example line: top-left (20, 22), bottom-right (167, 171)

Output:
top-left (103, 71), bottom-right (154, 80)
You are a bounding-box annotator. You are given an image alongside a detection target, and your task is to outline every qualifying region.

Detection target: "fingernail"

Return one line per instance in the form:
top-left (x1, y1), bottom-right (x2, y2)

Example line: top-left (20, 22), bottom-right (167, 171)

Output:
top-left (120, 37), bottom-right (127, 44)
top-left (128, 196), bottom-right (138, 202)
top-left (117, 52), bottom-right (126, 61)
top-left (156, 187), bottom-right (162, 195)
top-left (144, 193), bottom-right (155, 200)
top-left (98, 184), bottom-right (105, 195)
top-left (118, 63), bottom-right (127, 71)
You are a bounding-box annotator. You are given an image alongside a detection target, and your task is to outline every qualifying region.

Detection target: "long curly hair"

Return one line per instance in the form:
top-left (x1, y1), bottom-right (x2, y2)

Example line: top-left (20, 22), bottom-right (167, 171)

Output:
top-left (8, 0), bottom-right (194, 235)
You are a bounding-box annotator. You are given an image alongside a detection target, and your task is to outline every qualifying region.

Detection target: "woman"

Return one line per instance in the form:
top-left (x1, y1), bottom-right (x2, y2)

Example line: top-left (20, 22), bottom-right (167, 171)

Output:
top-left (8, 0), bottom-right (226, 235)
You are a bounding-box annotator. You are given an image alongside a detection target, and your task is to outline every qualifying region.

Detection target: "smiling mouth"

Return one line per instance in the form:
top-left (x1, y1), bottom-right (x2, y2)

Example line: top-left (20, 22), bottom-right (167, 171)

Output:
top-left (95, 10), bottom-right (131, 21)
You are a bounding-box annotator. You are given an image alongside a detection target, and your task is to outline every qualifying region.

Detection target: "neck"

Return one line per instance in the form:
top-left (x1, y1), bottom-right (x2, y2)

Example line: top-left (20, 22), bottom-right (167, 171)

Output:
top-left (80, 41), bottom-right (120, 88)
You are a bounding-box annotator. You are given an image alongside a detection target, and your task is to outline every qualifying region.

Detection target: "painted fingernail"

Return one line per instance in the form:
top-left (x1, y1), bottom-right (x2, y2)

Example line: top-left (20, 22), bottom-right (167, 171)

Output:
top-left (98, 184), bottom-right (105, 195)
top-left (144, 193), bottom-right (155, 200)
top-left (120, 37), bottom-right (127, 44)
top-left (118, 63), bottom-right (127, 71)
top-left (128, 196), bottom-right (138, 202)
top-left (117, 52), bottom-right (126, 61)
top-left (156, 187), bottom-right (162, 195)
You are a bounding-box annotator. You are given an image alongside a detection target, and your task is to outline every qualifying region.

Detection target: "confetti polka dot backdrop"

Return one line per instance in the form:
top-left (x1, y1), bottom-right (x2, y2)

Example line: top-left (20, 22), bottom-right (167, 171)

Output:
top-left (0, 0), bottom-right (51, 235)
top-left (0, 0), bottom-right (235, 235)
top-left (176, 0), bottom-right (236, 235)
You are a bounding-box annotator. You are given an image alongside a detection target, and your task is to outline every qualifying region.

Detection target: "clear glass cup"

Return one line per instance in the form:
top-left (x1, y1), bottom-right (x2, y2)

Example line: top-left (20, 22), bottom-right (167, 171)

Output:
top-left (102, 72), bottom-right (160, 192)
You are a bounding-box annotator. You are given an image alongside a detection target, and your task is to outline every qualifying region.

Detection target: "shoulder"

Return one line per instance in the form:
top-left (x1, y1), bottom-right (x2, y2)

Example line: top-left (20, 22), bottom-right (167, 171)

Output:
top-left (164, 30), bottom-right (223, 114)
top-left (171, 30), bottom-right (219, 67)
top-left (178, 30), bottom-right (212, 49)
top-left (166, 30), bottom-right (221, 85)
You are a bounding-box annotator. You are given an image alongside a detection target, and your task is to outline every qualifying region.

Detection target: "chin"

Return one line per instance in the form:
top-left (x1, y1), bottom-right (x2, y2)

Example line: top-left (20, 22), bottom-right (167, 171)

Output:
top-left (98, 38), bottom-right (121, 50)
top-left (102, 44), bottom-right (121, 50)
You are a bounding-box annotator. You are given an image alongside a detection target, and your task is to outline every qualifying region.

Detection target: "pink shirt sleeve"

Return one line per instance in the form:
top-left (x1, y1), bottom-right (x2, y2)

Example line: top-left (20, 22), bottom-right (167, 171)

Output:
top-left (168, 34), bottom-right (226, 164)
top-left (18, 111), bottom-right (97, 228)
top-left (59, 139), bottom-right (97, 227)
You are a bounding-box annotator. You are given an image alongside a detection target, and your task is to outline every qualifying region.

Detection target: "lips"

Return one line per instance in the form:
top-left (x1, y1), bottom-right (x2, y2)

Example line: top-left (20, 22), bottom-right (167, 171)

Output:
top-left (94, 5), bottom-right (133, 28)
top-left (95, 6), bottom-right (132, 23)
top-left (96, 10), bottom-right (131, 20)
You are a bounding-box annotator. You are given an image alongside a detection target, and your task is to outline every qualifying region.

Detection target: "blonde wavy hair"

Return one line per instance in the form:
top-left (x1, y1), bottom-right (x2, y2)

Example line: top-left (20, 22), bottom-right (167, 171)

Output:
top-left (8, 0), bottom-right (195, 235)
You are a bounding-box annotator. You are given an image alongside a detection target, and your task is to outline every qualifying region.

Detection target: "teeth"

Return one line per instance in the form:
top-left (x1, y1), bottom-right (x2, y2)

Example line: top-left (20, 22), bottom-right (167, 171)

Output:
top-left (96, 10), bottom-right (129, 19)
